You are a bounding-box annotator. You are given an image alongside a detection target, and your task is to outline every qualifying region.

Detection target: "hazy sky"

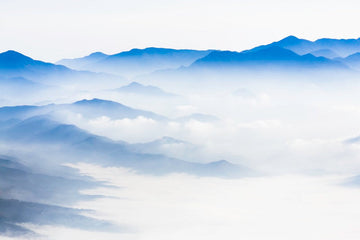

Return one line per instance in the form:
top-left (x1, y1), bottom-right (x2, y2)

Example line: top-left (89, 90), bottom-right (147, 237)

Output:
top-left (1, 0), bottom-right (360, 61)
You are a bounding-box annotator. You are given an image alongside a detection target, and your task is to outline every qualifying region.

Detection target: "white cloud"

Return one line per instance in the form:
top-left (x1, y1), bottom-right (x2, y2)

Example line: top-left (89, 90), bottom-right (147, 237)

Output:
top-left (21, 163), bottom-right (360, 240)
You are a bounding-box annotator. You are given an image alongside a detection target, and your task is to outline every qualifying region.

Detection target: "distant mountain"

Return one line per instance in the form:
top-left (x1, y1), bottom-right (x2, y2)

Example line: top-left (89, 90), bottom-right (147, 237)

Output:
top-left (57, 52), bottom-right (109, 70)
top-left (115, 82), bottom-right (176, 97)
top-left (131, 136), bottom-right (193, 152)
top-left (0, 115), bottom-right (251, 178)
top-left (191, 46), bottom-right (346, 70)
top-left (0, 98), bottom-right (167, 121)
top-left (0, 156), bottom-right (103, 205)
top-left (0, 50), bottom-right (119, 85)
top-left (0, 50), bottom-right (72, 79)
top-left (336, 52), bottom-right (360, 70)
top-left (57, 48), bottom-right (213, 77)
top-left (250, 35), bottom-right (360, 57)
top-left (0, 76), bottom-right (37, 86)
top-left (69, 98), bottom-right (167, 120)
top-left (309, 49), bottom-right (339, 59)
top-left (0, 198), bottom-right (117, 237)
top-left (246, 35), bottom-right (314, 55)
top-left (0, 76), bottom-right (46, 97)
top-left (0, 154), bottom-right (116, 237)
top-left (313, 38), bottom-right (360, 57)
top-left (0, 105), bottom-right (40, 120)
top-left (130, 136), bottom-right (201, 162)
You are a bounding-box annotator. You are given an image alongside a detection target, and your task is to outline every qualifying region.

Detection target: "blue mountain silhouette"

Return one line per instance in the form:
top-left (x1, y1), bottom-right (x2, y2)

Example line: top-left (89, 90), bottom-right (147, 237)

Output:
top-left (0, 50), bottom-right (70, 77)
top-left (191, 46), bottom-right (346, 69)
top-left (0, 114), bottom-right (251, 178)
top-left (249, 35), bottom-right (360, 57)
top-left (0, 50), bottom-right (117, 84)
top-left (116, 82), bottom-right (176, 97)
top-left (0, 98), bottom-right (167, 121)
top-left (57, 47), bottom-right (213, 76)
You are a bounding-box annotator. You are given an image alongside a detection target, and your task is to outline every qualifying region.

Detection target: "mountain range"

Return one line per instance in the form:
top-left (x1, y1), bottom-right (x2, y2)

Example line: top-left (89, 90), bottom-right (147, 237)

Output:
top-left (53, 36), bottom-right (360, 76)
top-left (115, 82), bottom-right (176, 97)
top-left (247, 35), bottom-right (360, 58)
top-left (57, 48), bottom-right (213, 77)
top-left (0, 50), bottom-right (121, 87)
top-left (0, 100), bottom-right (250, 178)
top-left (0, 98), bottom-right (167, 121)
top-left (3, 36), bottom-right (360, 81)
top-left (190, 45), bottom-right (347, 70)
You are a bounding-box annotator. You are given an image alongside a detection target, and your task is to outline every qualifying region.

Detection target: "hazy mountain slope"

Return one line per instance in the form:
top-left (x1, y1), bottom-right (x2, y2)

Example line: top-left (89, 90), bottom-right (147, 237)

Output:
top-left (0, 116), bottom-right (251, 178)
top-left (309, 49), bottom-right (339, 59)
top-left (57, 52), bottom-right (109, 70)
top-left (68, 98), bottom-right (167, 120)
top-left (336, 52), bottom-right (360, 70)
top-left (249, 35), bottom-right (360, 57)
top-left (0, 198), bottom-right (117, 237)
top-left (115, 82), bottom-right (176, 97)
top-left (57, 48), bottom-right (213, 76)
top-left (0, 156), bottom-right (105, 205)
top-left (0, 50), bottom-right (70, 76)
top-left (0, 50), bottom-right (120, 86)
top-left (191, 46), bottom-right (346, 70)
top-left (0, 98), bottom-right (167, 121)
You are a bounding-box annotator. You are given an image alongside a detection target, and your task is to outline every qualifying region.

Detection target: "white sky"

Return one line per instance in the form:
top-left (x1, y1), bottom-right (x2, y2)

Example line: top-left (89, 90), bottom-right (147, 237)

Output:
top-left (0, 0), bottom-right (360, 62)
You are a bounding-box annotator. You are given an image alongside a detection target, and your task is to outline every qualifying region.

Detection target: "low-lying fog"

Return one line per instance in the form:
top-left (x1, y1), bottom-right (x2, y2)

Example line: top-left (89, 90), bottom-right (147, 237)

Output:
top-left (37, 74), bottom-right (360, 174)
top-left (2, 68), bottom-right (360, 239)
top-left (7, 163), bottom-right (360, 240)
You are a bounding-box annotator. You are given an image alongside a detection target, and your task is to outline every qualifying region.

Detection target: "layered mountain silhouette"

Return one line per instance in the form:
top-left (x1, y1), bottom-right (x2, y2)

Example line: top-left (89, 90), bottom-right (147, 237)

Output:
top-left (0, 154), bottom-right (118, 237)
top-left (0, 156), bottom-right (105, 205)
top-left (3, 36), bottom-right (360, 81)
top-left (0, 198), bottom-right (118, 237)
top-left (191, 46), bottom-right (347, 70)
top-left (336, 52), bottom-right (360, 70)
top-left (0, 50), bottom-right (72, 79)
top-left (248, 35), bottom-right (360, 58)
top-left (0, 117), bottom-right (251, 178)
top-left (57, 52), bottom-right (109, 69)
top-left (0, 103), bottom-right (251, 178)
top-left (3, 37), bottom-right (360, 82)
top-left (0, 50), bottom-right (119, 85)
top-left (131, 136), bottom-right (192, 152)
top-left (310, 49), bottom-right (339, 59)
top-left (0, 76), bottom-right (45, 98)
top-left (69, 98), bottom-right (167, 120)
top-left (115, 82), bottom-right (176, 97)
top-left (0, 98), bottom-right (167, 121)
top-left (57, 48), bottom-right (213, 76)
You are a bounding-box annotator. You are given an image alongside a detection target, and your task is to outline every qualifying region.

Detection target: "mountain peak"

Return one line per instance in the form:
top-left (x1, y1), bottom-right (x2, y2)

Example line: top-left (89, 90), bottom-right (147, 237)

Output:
top-left (0, 50), bottom-right (33, 65)
top-left (88, 52), bottom-right (107, 58)
top-left (128, 81), bottom-right (143, 87)
top-left (73, 98), bottom-right (119, 105)
top-left (72, 98), bottom-right (127, 108)
top-left (280, 35), bottom-right (300, 42)
top-left (112, 47), bottom-right (176, 57)
top-left (116, 82), bottom-right (176, 97)
top-left (254, 45), bottom-right (298, 56)
top-left (276, 35), bottom-right (311, 46)
top-left (1, 50), bottom-right (28, 57)
top-left (345, 52), bottom-right (360, 60)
